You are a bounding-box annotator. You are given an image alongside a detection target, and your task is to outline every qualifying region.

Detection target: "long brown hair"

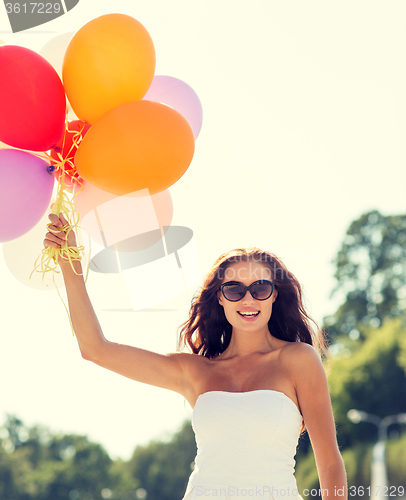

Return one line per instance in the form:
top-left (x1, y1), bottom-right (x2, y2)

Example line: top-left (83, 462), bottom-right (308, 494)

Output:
top-left (178, 248), bottom-right (328, 359)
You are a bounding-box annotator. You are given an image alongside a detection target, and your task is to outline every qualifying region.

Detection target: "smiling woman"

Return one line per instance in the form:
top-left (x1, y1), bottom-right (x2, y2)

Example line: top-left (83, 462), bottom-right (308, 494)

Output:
top-left (179, 249), bottom-right (322, 358)
top-left (43, 217), bottom-right (347, 500)
top-left (175, 250), bottom-right (346, 500)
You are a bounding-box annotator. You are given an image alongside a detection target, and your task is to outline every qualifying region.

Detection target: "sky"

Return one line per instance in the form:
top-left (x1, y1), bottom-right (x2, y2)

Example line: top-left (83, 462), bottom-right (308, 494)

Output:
top-left (1, 0), bottom-right (406, 460)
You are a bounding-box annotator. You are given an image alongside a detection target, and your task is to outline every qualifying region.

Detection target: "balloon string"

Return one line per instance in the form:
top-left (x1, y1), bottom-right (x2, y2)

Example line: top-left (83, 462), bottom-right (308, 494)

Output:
top-left (29, 119), bottom-right (91, 336)
top-left (51, 120), bottom-right (87, 180)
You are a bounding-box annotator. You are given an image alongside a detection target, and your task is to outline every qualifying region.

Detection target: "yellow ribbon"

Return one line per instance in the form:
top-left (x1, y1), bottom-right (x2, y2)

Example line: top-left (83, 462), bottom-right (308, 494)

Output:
top-left (30, 119), bottom-right (91, 335)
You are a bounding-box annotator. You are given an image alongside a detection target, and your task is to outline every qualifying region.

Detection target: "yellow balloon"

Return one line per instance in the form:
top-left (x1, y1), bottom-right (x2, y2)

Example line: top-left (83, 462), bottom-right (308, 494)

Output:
top-left (62, 14), bottom-right (156, 124)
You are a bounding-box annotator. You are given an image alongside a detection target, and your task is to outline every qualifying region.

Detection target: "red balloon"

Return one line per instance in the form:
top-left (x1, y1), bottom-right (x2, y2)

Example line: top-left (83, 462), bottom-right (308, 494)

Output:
top-left (50, 120), bottom-right (90, 192)
top-left (0, 45), bottom-right (66, 151)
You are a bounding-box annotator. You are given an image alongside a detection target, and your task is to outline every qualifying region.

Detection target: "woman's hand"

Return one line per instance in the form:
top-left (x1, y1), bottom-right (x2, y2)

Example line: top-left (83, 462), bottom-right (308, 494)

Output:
top-left (43, 212), bottom-right (77, 264)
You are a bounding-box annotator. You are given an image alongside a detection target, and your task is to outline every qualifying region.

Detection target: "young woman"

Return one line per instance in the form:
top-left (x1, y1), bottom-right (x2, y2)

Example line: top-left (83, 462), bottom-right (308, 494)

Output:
top-left (44, 212), bottom-right (347, 500)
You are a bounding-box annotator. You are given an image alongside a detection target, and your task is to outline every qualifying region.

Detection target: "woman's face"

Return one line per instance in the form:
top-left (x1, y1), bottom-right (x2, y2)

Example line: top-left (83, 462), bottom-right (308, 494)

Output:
top-left (218, 260), bottom-right (278, 331)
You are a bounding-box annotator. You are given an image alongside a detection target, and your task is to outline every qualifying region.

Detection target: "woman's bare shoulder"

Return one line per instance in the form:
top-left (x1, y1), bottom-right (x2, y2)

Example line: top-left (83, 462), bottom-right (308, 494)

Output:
top-left (278, 341), bottom-right (322, 372)
top-left (279, 340), bottom-right (319, 354)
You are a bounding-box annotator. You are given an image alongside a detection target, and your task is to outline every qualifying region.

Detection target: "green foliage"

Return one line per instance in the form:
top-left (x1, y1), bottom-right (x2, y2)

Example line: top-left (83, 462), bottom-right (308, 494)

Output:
top-left (296, 209), bottom-right (406, 493)
top-left (109, 458), bottom-right (139, 498)
top-left (386, 430), bottom-right (406, 486)
top-left (324, 210), bottom-right (406, 340)
top-left (43, 435), bottom-right (113, 499)
top-left (397, 326), bottom-right (406, 375)
top-left (128, 420), bottom-right (196, 500)
top-left (0, 415), bottom-right (196, 500)
top-left (295, 438), bottom-right (372, 496)
top-left (327, 318), bottom-right (406, 449)
top-left (340, 442), bottom-right (372, 487)
top-left (295, 446), bottom-right (319, 494)
top-left (0, 415), bottom-right (122, 500)
top-left (295, 434), bottom-right (406, 494)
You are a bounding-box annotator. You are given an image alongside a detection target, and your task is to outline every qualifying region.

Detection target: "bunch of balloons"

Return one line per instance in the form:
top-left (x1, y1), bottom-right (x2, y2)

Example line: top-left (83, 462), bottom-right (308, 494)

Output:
top-left (0, 13), bottom-right (203, 293)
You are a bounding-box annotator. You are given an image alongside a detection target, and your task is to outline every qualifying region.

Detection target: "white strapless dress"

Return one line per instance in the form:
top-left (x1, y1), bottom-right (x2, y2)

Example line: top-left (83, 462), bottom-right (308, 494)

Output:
top-left (183, 390), bottom-right (304, 500)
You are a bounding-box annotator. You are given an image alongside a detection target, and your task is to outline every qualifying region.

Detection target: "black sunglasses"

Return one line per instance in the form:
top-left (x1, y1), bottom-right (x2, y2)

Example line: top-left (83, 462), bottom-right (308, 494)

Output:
top-left (220, 280), bottom-right (275, 302)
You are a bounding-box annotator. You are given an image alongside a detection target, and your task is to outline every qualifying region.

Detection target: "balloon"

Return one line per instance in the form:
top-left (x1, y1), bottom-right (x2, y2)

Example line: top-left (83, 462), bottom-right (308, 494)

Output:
top-left (39, 32), bottom-right (78, 121)
top-left (3, 202), bottom-right (89, 291)
top-left (73, 181), bottom-right (173, 251)
top-left (89, 226), bottom-right (201, 312)
top-left (0, 150), bottom-right (55, 242)
top-left (0, 45), bottom-right (66, 151)
top-left (143, 76), bottom-right (203, 139)
top-left (0, 141), bottom-right (49, 165)
top-left (2, 203), bottom-right (64, 290)
top-left (75, 100), bottom-right (195, 196)
top-left (40, 32), bottom-right (75, 78)
top-left (63, 14), bottom-right (156, 124)
top-left (50, 120), bottom-right (91, 192)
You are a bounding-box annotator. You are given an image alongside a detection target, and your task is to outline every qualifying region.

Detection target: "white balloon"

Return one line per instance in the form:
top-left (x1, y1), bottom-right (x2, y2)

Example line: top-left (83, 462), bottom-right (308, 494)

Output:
top-left (39, 32), bottom-right (78, 120)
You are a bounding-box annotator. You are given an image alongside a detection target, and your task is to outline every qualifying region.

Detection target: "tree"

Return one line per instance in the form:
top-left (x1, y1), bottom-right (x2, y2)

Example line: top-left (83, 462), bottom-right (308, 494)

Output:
top-left (128, 420), bottom-right (196, 500)
top-left (40, 434), bottom-right (113, 500)
top-left (327, 318), bottom-right (406, 450)
top-left (294, 210), bottom-right (406, 494)
top-left (0, 416), bottom-right (119, 500)
top-left (295, 318), bottom-right (406, 497)
top-left (323, 210), bottom-right (406, 341)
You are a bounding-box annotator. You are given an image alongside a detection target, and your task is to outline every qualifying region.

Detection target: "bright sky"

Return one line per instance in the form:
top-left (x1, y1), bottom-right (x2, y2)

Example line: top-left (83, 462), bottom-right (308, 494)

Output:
top-left (1, 0), bottom-right (406, 460)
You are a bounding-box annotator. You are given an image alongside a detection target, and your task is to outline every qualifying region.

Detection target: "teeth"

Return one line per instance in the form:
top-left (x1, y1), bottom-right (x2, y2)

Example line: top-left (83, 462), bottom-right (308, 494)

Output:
top-left (239, 311), bottom-right (259, 316)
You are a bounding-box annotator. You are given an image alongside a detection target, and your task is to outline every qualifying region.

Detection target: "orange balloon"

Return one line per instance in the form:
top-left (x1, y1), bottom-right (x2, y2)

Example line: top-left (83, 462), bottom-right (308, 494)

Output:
top-left (75, 100), bottom-right (195, 196)
top-left (62, 14), bottom-right (156, 124)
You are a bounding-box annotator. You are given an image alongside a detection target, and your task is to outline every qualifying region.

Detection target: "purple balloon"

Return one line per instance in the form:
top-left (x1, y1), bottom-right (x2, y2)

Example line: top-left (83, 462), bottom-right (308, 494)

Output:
top-left (143, 76), bottom-right (203, 139)
top-left (0, 149), bottom-right (54, 242)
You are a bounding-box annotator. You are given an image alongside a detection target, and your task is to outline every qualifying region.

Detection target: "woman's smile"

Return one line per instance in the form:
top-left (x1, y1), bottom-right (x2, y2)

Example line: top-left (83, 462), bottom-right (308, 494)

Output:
top-left (237, 309), bottom-right (260, 320)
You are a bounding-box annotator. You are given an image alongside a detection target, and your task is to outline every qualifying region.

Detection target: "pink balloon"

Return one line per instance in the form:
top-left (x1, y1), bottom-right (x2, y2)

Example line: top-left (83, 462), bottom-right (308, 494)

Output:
top-left (143, 76), bottom-right (203, 139)
top-left (0, 149), bottom-right (55, 242)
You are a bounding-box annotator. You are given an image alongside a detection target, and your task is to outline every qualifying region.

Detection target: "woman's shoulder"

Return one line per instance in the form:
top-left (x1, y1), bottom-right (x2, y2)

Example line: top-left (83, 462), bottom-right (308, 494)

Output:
top-left (278, 341), bottom-right (322, 372)
top-left (274, 342), bottom-right (326, 404)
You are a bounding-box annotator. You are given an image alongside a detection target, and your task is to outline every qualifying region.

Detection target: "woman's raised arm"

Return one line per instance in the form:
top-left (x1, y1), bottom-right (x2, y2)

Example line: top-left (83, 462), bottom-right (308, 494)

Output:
top-left (44, 213), bottom-right (192, 397)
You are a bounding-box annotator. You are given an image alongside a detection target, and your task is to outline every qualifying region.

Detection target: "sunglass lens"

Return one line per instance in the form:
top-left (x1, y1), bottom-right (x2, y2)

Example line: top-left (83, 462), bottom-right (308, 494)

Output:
top-left (251, 282), bottom-right (273, 300)
top-left (222, 284), bottom-right (246, 301)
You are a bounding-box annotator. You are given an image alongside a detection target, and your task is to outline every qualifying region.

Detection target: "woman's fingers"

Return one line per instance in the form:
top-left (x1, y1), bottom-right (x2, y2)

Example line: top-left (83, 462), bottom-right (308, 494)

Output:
top-left (47, 225), bottom-right (66, 243)
top-left (45, 212), bottom-right (77, 256)
top-left (45, 214), bottom-right (66, 251)
top-left (43, 237), bottom-right (62, 249)
top-left (48, 212), bottom-right (69, 228)
top-left (48, 223), bottom-right (65, 234)
top-left (48, 213), bottom-right (63, 227)
top-left (58, 212), bottom-right (70, 226)
top-left (44, 227), bottom-right (65, 247)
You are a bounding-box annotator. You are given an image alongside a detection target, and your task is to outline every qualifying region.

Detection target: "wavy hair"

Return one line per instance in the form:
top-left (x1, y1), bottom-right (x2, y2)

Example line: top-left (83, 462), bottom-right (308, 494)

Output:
top-left (178, 248), bottom-right (328, 359)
